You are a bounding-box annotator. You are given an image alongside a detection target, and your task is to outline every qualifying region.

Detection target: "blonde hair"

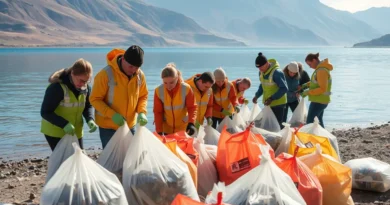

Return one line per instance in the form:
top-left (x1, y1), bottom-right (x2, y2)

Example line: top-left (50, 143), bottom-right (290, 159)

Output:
top-left (66, 58), bottom-right (93, 76)
top-left (240, 77), bottom-right (251, 88)
top-left (161, 62), bottom-right (182, 80)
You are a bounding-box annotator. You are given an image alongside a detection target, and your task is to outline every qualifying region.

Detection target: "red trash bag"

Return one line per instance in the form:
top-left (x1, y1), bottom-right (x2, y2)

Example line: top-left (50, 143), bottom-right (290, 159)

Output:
top-left (216, 125), bottom-right (275, 185)
top-left (155, 131), bottom-right (199, 166)
top-left (172, 193), bottom-right (230, 205)
top-left (275, 146), bottom-right (323, 205)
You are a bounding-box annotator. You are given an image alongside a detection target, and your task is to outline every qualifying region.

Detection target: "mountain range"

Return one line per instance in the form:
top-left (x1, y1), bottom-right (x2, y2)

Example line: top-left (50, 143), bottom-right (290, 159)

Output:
top-left (0, 0), bottom-right (388, 47)
top-left (0, 0), bottom-right (244, 47)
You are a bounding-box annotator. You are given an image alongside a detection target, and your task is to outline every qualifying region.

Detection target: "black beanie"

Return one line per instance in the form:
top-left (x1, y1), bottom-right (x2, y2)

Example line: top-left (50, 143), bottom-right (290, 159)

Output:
top-left (255, 52), bottom-right (267, 67)
top-left (124, 45), bottom-right (144, 67)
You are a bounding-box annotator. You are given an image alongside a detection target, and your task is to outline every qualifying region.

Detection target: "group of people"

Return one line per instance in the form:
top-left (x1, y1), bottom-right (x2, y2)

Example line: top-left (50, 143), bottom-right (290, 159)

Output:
top-left (40, 45), bottom-right (333, 151)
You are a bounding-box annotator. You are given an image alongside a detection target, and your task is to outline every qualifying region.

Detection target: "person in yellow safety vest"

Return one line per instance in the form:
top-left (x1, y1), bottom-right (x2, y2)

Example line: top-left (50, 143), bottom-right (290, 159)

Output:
top-left (231, 77), bottom-right (252, 105)
top-left (252, 52), bottom-right (288, 129)
top-left (185, 72), bottom-right (215, 129)
top-left (40, 59), bottom-right (98, 151)
top-left (211, 67), bottom-right (239, 129)
top-left (153, 63), bottom-right (198, 136)
top-left (298, 52), bottom-right (333, 128)
top-left (90, 45), bottom-right (148, 149)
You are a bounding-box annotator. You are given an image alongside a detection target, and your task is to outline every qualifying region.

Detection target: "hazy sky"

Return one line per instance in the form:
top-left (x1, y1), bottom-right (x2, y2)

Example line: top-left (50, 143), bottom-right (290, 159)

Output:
top-left (320, 0), bottom-right (390, 12)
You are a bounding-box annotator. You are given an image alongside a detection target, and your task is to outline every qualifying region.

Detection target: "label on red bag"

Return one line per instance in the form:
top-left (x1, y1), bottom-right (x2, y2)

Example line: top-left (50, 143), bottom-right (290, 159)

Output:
top-left (231, 157), bottom-right (251, 173)
top-left (305, 141), bottom-right (314, 148)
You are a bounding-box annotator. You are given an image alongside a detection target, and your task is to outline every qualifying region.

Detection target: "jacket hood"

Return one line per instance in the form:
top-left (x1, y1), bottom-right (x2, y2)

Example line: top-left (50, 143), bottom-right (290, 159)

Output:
top-left (317, 58), bottom-right (333, 71)
top-left (49, 69), bottom-right (67, 83)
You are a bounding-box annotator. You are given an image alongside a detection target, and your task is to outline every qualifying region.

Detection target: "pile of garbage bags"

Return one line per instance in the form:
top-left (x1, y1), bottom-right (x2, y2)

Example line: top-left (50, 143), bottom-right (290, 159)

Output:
top-left (41, 102), bottom-right (390, 205)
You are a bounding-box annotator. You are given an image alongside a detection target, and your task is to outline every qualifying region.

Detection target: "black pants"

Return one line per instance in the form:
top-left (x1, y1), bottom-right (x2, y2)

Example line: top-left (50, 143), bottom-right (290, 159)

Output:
top-left (271, 105), bottom-right (286, 129)
top-left (211, 117), bottom-right (223, 129)
top-left (45, 135), bottom-right (83, 151)
top-left (283, 100), bottom-right (299, 123)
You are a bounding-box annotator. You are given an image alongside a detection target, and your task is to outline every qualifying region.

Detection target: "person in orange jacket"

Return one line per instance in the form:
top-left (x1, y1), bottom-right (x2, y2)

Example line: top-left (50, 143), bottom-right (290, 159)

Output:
top-left (211, 67), bottom-right (239, 129)
top-left (231, 77), bottom-right (251, 105)
top-left (90, 45), bottom-right (148, 149)
top-left (153, 63), bottom-right (198, 136)
top-left (185, 72), bottom-right (215, 129)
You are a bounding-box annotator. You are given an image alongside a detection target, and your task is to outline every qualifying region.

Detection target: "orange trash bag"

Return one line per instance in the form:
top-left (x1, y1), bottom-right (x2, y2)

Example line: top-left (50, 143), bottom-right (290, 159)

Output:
top-left (275, 146), bottom-right (323, 205)
top-left (154, 133), bottom-right (198, 188)
top-left (172, 192), bottom-right (230, 205)
top-left (289, 131), bottom-right (339, 162)
top-left (300, 144), bottom-right (353, 205)
top-left (165, 131), bottom-right (200, 166)
top-left (216, 125), bottom-right (274, 185)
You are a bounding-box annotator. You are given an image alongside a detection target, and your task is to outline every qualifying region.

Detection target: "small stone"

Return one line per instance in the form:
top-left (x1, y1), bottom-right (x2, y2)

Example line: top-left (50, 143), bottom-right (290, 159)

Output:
top-left (0, 163), bottom-right (5, 168)
top-left (339, 139), bottom-right (348, 143)
top-left (0, 174), bottom-right (6, 179)
top-left (8, 184), bottom-right (15, 189)
top-left (10, 171), bottom-right (17, 175)
top-left (28, 166), bottom-right (35, 170)
top-left (362, 139), bottom-right (373, 143)
top-left (30, 158), bottom-right (43, 163)
top-left (365, 149), bottom-right (372, 154)
top-left (351, 153), bottom-right (356, 157)
top-left (30, 183), bottom-right (36, 186)
top-left (37, 164), bottom-right (43, 169)
top-left (23, 159), bottom-right (29, 163)
top-left (29, 193), bottom-right (36, 200)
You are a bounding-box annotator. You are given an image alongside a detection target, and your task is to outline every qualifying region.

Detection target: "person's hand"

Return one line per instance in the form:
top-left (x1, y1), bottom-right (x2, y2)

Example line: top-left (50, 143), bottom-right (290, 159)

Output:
top-left (195, 121), bottom-right (201, 129)
top-left (235, 106), bottom-right (240, 113)
top-left (87, 120), bottom-right (98, 133)
top-left (63, 123), bottom-right (75, 135)
top-left (264, 98), bottom-right (273, 106)
top-left (244, 99), bottom-right (249, 105)
top-left (112, 113), bottom-right (125, 126)
top-left (137, 113), bottom-right (148, 126)
top-left (206, 117), bottom-right (213, 126)
top-left (186, 123), bottom-right (196, 136)
top-left (300, 91), bottom-right (309, 98)
top-left (252, 97), bottom-right (258, 104)
top-left (221, 109), bottom-right (232, 116)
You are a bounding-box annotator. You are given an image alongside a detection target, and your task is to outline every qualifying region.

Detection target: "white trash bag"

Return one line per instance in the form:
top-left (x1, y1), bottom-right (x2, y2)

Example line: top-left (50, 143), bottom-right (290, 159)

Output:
top-left (46, 134), bottom-right (79, 182)
top-left (204, 125), bottom-right (220, 146)
top-left (205, 182), bottom-right (227, 204)
top-left (194, 130), bottom-right (219, 199)
top-left (251, 127), bottom-right (282, 151)
top-left (97, 124), bottom-right (132, 175)
top-left (232, 113), bottom-right (247, 131)
top-left (41, 143), bottom-right (128, 205)
top-left (299, 117), bottom-right (341, 162)
top-left (249, 103), bottom-right (262, 122)
top-left (289, 99), bottom-right (308, 127)
top-left (217, 116), bottom-right (242, 134)
top-left (345, 157), bottom-right (390, 192)
top-left (275, 124), bottom-right (295, 157)
top-left (122, 126), bottom-right (199, 204)
top-left (253, 106), bottom-right (281, 133)
top-left (223, 145), bottom-right (307, 205)
top-left (205, 144), bottom-right (218, 161)
top-left (240, 103), bottom-right (252, 123)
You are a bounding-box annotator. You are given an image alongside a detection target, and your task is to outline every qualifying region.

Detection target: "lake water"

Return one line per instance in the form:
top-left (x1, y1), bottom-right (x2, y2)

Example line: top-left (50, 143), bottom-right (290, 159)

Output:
top-left (0, 47), bottom-right (389, 159)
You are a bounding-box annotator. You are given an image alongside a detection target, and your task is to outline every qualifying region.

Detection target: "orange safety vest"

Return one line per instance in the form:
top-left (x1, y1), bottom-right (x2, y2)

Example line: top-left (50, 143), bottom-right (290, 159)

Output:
top-left (212, 81), bottom-right (234, 118)
top-left (156, 82), bottom-right (191, 134)
top-left (231, 79), bottom-right (244, 99)
top-left (185, 75), bottom-right (212, 124)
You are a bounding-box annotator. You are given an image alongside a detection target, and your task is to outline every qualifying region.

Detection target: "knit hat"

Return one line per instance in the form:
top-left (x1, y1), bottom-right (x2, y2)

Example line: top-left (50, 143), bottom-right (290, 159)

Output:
top-left (214, 67), bottom-right (226, 81)
top-left (255, 52), bottom-right (268, 67)
top-left (287, 62), bottom-right (299, 73)
top-left (124, 45), bottom-right (144, 67)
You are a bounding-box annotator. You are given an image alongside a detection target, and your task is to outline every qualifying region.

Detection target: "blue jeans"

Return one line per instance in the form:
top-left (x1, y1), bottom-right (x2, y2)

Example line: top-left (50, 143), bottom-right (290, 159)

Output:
top-left (307, 102), bottom-right (328, 128)
top-left (99, 127), bottom-right (135, 149)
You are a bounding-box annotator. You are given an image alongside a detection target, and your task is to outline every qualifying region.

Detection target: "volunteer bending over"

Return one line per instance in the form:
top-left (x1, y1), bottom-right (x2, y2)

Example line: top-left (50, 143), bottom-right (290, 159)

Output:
top-left (40, 58), bottom-right (97, 151)
top-left (90, 45), bottom-right (148, 149)
top-left (231, 77), bottom-right (251, 105)
top-left (185, 72), bottom-right (215, 129)
top-left (282, 61), bottom-right (310, 122)
top-left (299, 52), bottom-right (333, 128)
top-left (252, 52), bottom-right (288, 129)
top-left (211, 67), bottom-right (239, 128)
top-left (154, 63), bottom-right (198, 136)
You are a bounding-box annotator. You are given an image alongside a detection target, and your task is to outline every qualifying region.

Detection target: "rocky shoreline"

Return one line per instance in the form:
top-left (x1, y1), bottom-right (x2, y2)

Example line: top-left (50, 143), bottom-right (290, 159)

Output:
top-left (1, 123), bottom-right (390, 205)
